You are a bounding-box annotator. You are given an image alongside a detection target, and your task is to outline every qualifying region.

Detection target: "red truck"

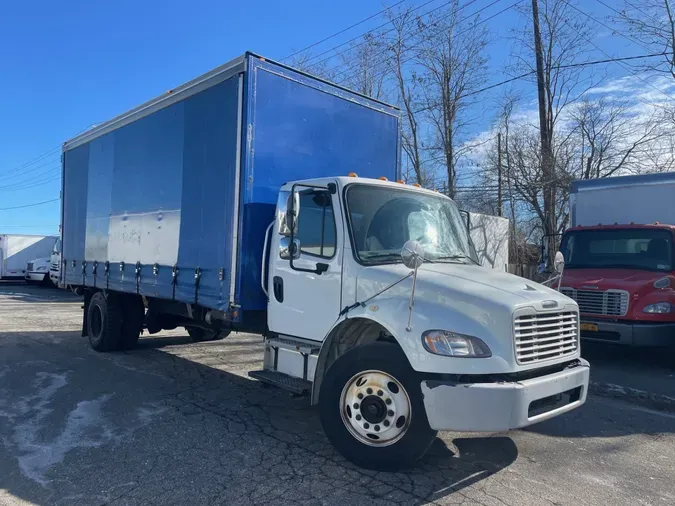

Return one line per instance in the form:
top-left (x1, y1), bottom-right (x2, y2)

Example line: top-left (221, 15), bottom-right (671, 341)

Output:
top-left (558, 173), bottom-right (675, 347)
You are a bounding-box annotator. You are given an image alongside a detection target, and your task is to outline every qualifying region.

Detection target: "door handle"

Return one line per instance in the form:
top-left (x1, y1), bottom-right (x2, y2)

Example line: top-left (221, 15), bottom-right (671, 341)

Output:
top-left (273, 276), bottom-right (284, 303)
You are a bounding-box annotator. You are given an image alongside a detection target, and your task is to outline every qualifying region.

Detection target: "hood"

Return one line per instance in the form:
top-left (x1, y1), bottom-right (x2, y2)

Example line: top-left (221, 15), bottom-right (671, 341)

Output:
top-left (356, 262), bottom-right (574, 314)
top-left (562, 268), bottom-right (672, 293)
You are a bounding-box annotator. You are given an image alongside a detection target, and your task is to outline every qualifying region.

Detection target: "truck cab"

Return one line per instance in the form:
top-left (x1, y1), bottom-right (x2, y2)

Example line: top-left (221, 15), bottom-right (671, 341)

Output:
top-left (560, 224), bottom-right (675, 346)
top-left (260, 175), bottom-right (589, 468)
top-left (49, 237), bottom-right (61, 286)
top-left (559, 172), bottom-right (675, 347)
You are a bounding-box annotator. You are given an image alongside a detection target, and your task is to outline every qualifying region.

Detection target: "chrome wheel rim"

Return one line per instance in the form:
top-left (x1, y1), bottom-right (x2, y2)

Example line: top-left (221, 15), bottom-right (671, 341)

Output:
top-left (339, 369), bottom-right (411, 447)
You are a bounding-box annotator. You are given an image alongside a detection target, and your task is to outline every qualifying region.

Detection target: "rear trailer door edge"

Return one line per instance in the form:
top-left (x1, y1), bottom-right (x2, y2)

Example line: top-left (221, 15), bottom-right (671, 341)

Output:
top-left (230, 72), bottom-right (245, 307)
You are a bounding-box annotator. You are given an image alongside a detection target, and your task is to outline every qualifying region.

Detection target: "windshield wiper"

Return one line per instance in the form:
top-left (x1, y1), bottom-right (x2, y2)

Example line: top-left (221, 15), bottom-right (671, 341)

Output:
top-left (361, 252), bottom-right (403, 262)
top-left (435, 254), bottom-right (480, 265)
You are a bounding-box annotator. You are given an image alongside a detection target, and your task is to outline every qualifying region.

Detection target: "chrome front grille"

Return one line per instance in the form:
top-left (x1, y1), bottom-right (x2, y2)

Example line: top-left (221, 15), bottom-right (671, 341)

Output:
top-left (26, 262), bottom-right (34, 271)
top-left (560, 288), bottom-right (628, 316)
top-left (514, 311), bottom-right (579, 364)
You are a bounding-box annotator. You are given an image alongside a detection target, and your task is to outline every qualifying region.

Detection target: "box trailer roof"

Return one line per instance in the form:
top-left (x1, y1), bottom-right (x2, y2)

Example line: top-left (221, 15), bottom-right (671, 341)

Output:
top-left (571, 171), bottom-right (675, 193)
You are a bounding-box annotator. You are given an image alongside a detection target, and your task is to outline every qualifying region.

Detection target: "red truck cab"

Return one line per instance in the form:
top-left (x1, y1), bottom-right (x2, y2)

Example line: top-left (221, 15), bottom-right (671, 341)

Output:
top-left (559, 224), bottom-right (675, 346)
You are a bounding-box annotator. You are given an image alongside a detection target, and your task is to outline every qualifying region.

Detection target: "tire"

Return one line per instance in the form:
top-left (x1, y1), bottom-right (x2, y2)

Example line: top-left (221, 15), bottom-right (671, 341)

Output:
top-left (119, 295), bottom-right (145, 350)
top-left (186, 327), bottom-right (230, 342)
top-left (319, 341), bottom-right (437, 471)
top-left (87, 292), bottom-right (123, 352)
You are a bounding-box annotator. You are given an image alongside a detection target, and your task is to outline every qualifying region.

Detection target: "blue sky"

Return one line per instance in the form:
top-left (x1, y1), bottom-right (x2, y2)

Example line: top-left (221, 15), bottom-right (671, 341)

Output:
top-left (0, 0), bottom-right (654, 235)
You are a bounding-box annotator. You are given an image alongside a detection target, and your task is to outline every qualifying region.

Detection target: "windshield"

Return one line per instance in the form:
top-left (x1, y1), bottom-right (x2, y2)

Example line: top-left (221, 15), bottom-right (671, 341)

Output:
top-left (345, 184), bottom-right (478, 265)
top-left (560, 228), bottom-right (673, 272)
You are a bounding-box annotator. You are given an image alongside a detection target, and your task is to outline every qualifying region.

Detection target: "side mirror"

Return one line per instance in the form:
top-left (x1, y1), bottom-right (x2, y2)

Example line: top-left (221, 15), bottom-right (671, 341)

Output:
top-left (554, 251), bottom-right (565, 274)
top-left (401, 240), bottom-right (425, 269)
top-left (280, 237), bottom-right (301, 260)
top-left (285, 191), bottom-right (300, 234)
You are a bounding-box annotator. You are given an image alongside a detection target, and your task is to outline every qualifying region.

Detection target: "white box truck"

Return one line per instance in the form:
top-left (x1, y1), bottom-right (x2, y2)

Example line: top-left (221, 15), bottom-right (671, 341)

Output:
top-left (0, 234), bottom-right (58, 280)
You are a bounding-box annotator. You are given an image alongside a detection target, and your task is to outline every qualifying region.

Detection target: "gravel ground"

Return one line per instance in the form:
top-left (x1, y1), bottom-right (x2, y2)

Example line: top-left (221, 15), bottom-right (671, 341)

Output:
top-left (1, 283), bottom-right (674, 506)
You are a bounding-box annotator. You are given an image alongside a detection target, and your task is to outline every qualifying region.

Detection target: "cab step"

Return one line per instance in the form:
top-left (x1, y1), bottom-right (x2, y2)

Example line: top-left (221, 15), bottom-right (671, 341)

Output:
top-left (248, 370), bottom-right (312, 395)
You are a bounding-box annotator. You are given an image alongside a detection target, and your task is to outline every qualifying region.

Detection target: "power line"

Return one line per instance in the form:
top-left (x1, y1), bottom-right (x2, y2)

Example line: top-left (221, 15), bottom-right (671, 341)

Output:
top-left (0, 224), bottom-right (59, 229)
top-left (461, 51), bottom-right (672, 99)
top-left (0, 147), bottom-right (60, 178)
top-left (335, 0), bottom-right (508, 85)
top-left (281, 0), bottom-right (408, 61)
top-left (0, 123), bottom-right (96, 180)
top-left (307, 0), bottom-right (468, 70)
top-left (0, 166), bottom-right (60, 190)
top-left (559, 0), bottom-right (675, 102)
top-left (0, 198), bottom-right (59, 211)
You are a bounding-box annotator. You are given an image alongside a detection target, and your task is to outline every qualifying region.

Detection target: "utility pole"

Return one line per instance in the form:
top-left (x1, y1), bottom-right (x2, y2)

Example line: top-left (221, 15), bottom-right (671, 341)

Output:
top-left (531, 0), bottom-right (556, 267)
top-left (497, 132), bottom-right (503, 217)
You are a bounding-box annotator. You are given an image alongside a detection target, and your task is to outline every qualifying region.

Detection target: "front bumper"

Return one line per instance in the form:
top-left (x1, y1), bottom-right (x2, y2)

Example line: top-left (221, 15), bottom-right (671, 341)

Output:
top-left (25, 271), bottom-right (47, 282)
top-left (580, 318), bottom-right (675, 347)
top-left (420, 359), bottom-right (589, 432)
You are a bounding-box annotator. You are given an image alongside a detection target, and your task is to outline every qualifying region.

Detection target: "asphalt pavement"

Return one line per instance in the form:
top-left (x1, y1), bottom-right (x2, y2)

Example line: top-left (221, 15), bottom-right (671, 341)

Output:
top-left (1, 282), bottom-right (674, 506)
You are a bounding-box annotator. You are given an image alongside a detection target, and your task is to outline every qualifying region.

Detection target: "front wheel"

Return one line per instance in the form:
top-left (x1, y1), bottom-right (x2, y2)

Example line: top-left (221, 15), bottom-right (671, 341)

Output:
top-left (319, 342), bottom-right (437, 471)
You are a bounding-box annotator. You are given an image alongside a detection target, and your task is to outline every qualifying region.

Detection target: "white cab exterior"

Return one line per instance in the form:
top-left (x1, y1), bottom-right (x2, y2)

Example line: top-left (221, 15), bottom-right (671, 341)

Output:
top-left (25, 257), bottom-right (51, 283)
top-left (266, 177), bottom-right (589, 433)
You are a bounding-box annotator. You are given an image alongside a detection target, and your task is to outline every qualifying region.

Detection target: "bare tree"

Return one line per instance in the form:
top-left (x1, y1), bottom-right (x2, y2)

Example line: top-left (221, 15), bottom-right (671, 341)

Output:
top-left (286, 52), bottom-right (336, 81)
top-left (336, 33), bottom-right (389, 100)
top-left (416, 0), bottom-right (490, 198)
top-left (613, 1), bottom-right (675, 78)
top-left (569, 97), bottom-right (666, 180)
top-left (386, 7), bottom-right (426, 185)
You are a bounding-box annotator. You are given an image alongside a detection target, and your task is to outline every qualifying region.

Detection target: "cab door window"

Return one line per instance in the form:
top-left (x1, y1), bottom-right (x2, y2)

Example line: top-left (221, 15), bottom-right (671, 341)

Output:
top-left (296, 191), bottom-right (336, 258)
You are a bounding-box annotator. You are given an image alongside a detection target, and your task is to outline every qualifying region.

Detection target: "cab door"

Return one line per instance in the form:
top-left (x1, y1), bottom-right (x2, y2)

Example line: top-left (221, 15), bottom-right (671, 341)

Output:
top-left (267, 183), bottom-right (343, 341)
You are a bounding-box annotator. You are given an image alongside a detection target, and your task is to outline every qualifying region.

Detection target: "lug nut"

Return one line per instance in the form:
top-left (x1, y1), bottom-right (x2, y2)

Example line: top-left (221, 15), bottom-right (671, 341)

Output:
top-left (383, 420), bottom-right (390, 427)
top-left (385, 398), bottom-right (392, 405)
top-left (357, 393), bottom-right (363, 399)
top-left (367, 388), bottom-right (373, 394)
top-left (363, 423), bottom-right (370, 429)
top-left (377, 390), bottom-right (383, 396)
top-left (374, 425), bottom-right (380, 431)
top-left (356, 414), bottom-right (362, 421)
top-left (387, 410), bottom-right (394, 417)
top-left (353, 403), bottom-right (359, 409)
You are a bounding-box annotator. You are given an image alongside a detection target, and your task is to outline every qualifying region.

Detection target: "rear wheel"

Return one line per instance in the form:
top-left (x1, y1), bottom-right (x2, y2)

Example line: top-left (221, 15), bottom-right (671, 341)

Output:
top-left (319, 342), bottom-right (437, 471)
top-left (186, 327), bottom-right (229, 342)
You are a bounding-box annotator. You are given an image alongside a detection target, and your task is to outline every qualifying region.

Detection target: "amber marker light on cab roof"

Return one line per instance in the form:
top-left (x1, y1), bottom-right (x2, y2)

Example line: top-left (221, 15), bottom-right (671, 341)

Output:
top-left (348, 172), bottom-right (358, 177)
top-left (378, 176), bottom-right (388, 181)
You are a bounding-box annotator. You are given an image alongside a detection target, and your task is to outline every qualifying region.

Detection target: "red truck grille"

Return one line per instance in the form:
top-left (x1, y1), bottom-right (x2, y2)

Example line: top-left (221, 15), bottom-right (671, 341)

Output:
top-left (560, 288), bottom-right (629, 316)
top-left (514, 311), bottom-right (579, 364)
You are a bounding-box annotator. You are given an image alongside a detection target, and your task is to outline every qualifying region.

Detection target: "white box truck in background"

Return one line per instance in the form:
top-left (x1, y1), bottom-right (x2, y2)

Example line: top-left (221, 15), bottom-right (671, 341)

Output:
top-left (0, 235), bottom-right (58, 280)
top-left (468, 212), bottom-right (509, 271)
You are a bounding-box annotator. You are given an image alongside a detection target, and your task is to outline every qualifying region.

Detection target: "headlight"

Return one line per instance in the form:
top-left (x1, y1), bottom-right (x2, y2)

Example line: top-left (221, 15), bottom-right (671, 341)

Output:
top-left (643, 302), bottom-right (673, 314)
top-left (422, 330), bottom-right (491, 358)
top-left (654, 277), bottom-right (671, 289)
top-left (36, 266), bottom-right (48, 272)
